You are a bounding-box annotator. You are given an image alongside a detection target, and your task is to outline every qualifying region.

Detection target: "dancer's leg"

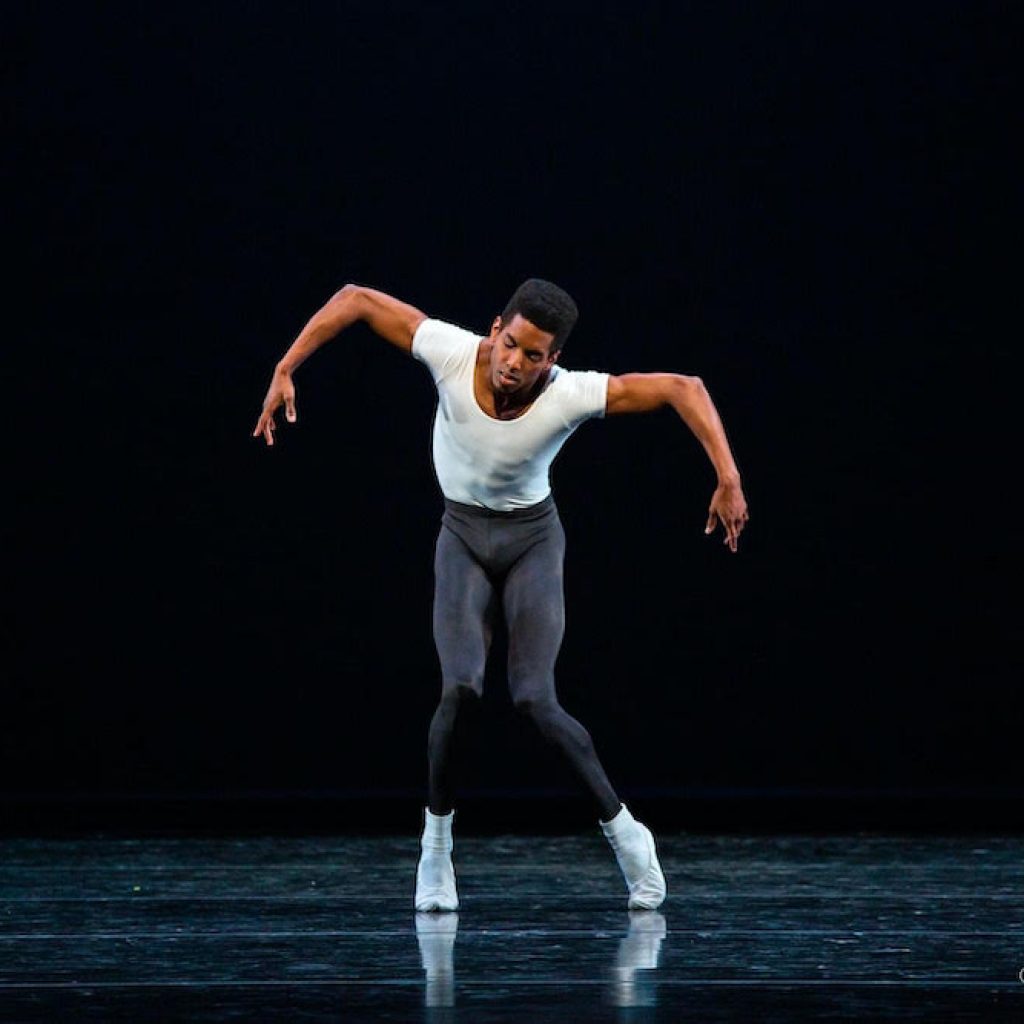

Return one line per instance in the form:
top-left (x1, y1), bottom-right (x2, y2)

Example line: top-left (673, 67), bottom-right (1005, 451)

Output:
top-left (500, 515), bottom-right (666, 909)
top-left (427, 523), bottom-right (495, 814)
top-left (418, 524), bottom-right (495, 912)
top-left (502, 518), bottom-right (622, 822)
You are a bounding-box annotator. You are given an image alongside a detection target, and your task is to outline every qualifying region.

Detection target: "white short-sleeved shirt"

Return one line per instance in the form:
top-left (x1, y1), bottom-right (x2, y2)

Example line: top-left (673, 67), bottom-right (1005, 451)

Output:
top-left (412, 318), bottom-right (609, 510)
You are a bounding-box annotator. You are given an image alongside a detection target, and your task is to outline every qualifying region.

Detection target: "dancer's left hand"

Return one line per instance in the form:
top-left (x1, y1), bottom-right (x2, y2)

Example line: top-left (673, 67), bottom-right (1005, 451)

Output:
top-left (705, 480), bottom-right (749, 553)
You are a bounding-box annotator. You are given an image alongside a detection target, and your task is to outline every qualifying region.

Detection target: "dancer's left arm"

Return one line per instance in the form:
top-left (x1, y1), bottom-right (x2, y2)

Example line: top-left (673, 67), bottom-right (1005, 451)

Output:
top-left (605, 373), bottom-right (749, 552)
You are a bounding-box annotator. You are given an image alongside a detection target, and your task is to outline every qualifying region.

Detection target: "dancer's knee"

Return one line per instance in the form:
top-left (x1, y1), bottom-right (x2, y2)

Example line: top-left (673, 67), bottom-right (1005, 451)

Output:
top-left (439, 679), bottom-right (482, 709)
top-left (513, 692), bottom-right (593, 750)
top-left (512, 692), bottom-right (558, 724)
top-left (429, 680), bottom-right (482, 754)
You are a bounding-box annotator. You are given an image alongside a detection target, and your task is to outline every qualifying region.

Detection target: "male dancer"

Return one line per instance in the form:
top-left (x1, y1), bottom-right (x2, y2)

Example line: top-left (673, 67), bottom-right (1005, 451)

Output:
top-left (253, 279), bottom-right (748, 912)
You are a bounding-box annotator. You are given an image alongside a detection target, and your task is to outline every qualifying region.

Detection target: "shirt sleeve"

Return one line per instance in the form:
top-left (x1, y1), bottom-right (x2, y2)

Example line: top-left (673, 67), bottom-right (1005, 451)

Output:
top-left (411, 318), bottom-right (478, 384)
top-left (557, 368), bottom-right (610, 428)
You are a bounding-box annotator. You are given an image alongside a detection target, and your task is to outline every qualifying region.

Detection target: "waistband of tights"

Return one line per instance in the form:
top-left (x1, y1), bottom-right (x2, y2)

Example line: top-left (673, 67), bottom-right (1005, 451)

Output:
top-left (442, 493), bottom-right (556, 520)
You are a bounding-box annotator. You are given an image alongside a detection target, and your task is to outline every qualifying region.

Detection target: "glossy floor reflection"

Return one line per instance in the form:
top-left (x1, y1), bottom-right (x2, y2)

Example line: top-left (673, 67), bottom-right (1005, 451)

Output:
top-left (1, 832), bottom-right (1023, 1021)
top-left (415, 909), bottom-right (667, 1012)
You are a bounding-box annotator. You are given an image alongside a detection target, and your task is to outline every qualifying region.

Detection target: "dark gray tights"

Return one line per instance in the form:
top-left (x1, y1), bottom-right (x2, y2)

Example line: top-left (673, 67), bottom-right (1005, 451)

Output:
top-left (427, 497), bottom-right (621, 822)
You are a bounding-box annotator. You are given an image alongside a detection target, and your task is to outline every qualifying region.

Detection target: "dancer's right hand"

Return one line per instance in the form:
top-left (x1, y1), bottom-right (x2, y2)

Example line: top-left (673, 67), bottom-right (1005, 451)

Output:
top-left (252, 369), bottom-right (297, 446)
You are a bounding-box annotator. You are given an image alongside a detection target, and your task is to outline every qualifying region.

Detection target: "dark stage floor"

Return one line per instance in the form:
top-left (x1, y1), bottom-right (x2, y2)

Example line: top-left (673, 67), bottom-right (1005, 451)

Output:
top-left (1, 831), bottom-right (1022, 1022)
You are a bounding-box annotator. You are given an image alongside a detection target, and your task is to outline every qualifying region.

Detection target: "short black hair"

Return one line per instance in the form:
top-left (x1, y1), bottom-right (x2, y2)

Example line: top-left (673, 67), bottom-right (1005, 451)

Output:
top-left (499, 278), bottom-right (579, 353)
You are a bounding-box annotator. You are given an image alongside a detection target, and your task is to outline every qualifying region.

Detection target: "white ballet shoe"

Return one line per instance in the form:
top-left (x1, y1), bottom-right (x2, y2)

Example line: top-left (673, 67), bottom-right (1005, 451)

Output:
top-left (415, 808), bottom-right (459, 912)
top-left (600, 804), bottom-right (667, 910)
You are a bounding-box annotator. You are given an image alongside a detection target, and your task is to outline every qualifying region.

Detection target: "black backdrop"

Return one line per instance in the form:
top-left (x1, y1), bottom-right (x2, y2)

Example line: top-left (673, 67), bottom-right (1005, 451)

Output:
top-left (5, 2), bottom-right (1019, 832)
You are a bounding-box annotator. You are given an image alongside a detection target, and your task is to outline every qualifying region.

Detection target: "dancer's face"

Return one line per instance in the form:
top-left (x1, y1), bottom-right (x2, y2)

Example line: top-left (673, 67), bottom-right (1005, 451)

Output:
top-left (487, 313), bottom-right (559, 395)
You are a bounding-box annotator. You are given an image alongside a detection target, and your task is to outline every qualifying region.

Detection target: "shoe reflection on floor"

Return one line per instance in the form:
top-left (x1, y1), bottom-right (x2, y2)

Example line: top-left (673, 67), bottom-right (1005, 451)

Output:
top-left (609, 910), bottom-right (668, 1007)
top-left (415, 912), bottom-right (458, 1008)
top-left (413, 910), bottom-right (667, 1011)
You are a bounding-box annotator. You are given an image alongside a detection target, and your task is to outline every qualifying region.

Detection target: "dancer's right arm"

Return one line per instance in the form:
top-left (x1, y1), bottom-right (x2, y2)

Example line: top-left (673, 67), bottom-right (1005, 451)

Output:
top-left (252, 284), bottom-right (427, 446)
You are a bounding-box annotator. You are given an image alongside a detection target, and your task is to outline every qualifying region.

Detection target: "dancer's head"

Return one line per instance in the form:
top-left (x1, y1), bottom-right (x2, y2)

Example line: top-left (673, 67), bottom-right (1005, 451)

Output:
top-left (498, 279), bottom-right (579, 354)
top-left (487, 279), bottom-right (578, 395)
